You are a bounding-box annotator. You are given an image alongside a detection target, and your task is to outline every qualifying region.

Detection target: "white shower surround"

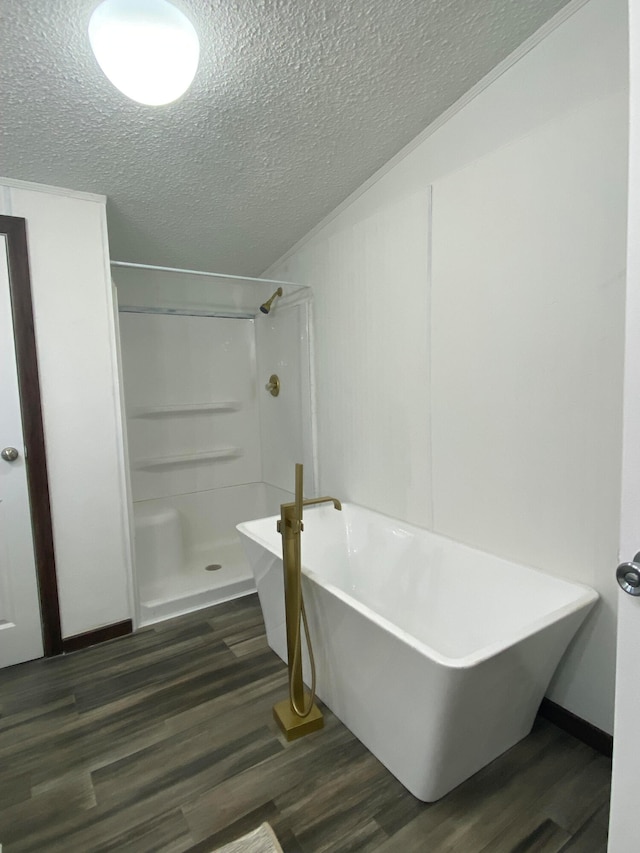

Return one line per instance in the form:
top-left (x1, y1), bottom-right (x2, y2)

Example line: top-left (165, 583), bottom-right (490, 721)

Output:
top-left (238, 503), bottom-right (598, 801)
top-left (116, 271), bottom-right (314, 625)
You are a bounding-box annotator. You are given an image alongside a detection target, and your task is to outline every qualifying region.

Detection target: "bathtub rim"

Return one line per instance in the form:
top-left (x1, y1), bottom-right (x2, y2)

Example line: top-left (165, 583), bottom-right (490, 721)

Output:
top-left (236, 503), bottom-right (599, 671)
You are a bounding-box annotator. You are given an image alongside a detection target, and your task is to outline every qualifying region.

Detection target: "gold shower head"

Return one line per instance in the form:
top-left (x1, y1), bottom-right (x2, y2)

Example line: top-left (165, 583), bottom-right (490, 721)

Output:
top-left (260, 287), bottom-right (283, 315)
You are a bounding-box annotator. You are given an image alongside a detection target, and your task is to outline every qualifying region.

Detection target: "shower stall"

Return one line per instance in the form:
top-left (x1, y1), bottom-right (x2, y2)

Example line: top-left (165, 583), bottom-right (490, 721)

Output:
top-left (112, 263), bottom-right (315, 626)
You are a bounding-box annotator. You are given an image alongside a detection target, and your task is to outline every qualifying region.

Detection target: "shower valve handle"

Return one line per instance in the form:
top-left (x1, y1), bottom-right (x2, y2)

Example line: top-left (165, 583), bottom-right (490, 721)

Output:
top-left (265, 374), bottom-right (280, 397)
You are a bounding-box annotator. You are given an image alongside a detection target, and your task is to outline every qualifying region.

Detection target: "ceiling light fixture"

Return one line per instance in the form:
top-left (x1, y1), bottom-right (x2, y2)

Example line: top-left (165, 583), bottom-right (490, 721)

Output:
top-left (88, 0), bottom-right (199, 106)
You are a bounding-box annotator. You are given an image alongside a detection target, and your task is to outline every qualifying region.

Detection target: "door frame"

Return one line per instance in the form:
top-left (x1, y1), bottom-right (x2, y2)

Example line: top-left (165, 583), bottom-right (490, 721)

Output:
top-left (1, 214), bottom-right (62, 656)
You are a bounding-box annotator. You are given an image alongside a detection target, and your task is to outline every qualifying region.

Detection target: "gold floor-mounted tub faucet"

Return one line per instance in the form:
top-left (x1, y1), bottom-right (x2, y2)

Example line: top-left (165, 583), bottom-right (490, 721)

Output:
top-left (273, 463), bottom-right (342, 741)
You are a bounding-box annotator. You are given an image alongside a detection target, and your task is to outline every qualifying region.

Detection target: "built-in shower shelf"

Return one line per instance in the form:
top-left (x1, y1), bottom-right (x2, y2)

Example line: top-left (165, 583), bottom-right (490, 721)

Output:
top-left (130, 402), bottom-right (241, 418)
top-left (133, 448), bottom-right (241, 470)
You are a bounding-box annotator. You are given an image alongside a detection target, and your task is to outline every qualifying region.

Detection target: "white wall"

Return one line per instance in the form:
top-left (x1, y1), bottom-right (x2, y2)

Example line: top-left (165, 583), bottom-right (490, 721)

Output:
top-left (265, 0), bottom-right (628, 732)
top-left (274, 188), bottom-right (433, 524)
top-left (0, 180), bottom-right (133, 638)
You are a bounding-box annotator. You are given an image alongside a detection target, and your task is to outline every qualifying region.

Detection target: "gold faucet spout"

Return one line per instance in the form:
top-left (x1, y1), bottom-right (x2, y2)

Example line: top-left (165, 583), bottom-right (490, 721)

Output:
top-left (278, 496), bottom-right (342, 531)
top-left (302, 496), bottom-right (342, 511)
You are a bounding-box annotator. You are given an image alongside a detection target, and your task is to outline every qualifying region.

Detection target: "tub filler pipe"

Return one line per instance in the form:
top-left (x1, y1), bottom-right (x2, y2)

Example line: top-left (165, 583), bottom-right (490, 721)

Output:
top-left (273, 463), bottom-right (341, 740)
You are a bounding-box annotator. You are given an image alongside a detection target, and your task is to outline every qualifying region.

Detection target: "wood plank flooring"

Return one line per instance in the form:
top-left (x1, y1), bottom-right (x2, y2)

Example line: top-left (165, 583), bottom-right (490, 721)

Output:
top-left (0, 595), bottom-right (611, 852)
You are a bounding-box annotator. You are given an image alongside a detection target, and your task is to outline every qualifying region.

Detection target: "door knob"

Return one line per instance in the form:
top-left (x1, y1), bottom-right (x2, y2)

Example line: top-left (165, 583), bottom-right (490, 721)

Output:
top-left (616, 553), bottom-right (640, 595)
top-left (1, 447), bottom-right (19, 462)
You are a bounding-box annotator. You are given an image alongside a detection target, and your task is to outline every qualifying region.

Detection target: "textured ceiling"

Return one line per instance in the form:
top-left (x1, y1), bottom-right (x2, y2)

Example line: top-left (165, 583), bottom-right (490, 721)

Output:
top-left (1, 0), bottom-right (573, 276)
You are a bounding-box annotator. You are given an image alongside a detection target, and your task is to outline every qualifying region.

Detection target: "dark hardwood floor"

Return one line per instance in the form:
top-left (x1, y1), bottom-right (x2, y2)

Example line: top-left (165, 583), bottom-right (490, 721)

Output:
top-left (0, 595), bottom-right (611, 852)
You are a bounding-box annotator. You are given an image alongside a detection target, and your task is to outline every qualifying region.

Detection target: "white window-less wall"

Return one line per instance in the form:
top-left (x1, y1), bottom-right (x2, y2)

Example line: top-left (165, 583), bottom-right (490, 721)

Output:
top-left (0, 178), bottom-right (133, 639)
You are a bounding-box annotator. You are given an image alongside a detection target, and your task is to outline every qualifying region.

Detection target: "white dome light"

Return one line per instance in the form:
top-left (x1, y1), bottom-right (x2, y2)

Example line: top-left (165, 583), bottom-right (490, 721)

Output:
top-left (88, 0), bottom-right (200, 106)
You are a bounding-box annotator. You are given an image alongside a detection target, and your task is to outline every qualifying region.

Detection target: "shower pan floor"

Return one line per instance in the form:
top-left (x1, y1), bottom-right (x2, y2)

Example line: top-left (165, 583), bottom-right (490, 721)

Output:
top-left (138, 537), bottom-right (255, 626)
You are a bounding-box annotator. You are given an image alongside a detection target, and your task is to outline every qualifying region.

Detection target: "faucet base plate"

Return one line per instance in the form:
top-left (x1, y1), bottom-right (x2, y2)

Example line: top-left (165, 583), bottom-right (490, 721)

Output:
top-left (273, 698), bottom-right (324, 741)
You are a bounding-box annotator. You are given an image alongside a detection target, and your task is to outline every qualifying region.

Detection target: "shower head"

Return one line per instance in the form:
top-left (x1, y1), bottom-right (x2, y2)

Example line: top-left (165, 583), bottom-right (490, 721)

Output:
top-left (260, 287), bottom-right (283, 315)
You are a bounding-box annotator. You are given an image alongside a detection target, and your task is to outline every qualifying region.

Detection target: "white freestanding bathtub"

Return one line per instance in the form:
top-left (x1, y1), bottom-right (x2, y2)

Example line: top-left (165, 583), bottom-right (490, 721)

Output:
top-left (237, 503), bottom-right (598, 802)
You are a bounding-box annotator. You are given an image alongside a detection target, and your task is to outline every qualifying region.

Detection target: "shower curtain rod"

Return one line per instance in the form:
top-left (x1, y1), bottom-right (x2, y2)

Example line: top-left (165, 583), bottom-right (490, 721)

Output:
top-left (110, 260), bottom-right (303, 289)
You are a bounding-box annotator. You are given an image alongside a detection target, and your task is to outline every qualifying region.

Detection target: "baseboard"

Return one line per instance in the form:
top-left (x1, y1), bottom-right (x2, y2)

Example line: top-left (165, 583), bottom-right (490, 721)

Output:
top-left (538, 698), bottom-right (613, 758)
top-left (62, 619), bottom-right (133, 654)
